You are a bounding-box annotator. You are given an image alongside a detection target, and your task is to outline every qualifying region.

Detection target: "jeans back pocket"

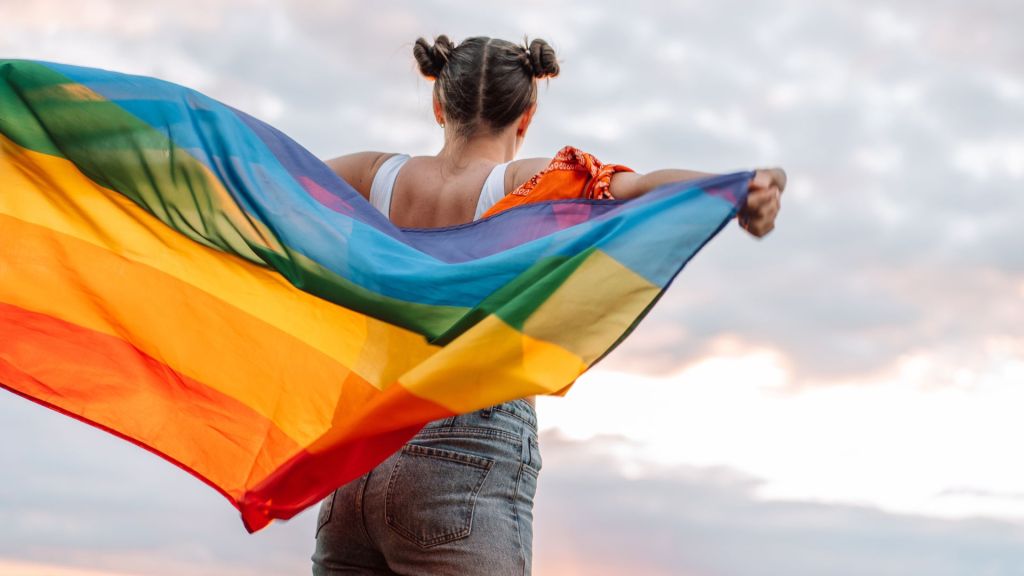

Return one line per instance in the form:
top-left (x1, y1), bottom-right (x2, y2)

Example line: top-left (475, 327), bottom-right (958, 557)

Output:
top-left (385, 443), bottom-right (494, 548)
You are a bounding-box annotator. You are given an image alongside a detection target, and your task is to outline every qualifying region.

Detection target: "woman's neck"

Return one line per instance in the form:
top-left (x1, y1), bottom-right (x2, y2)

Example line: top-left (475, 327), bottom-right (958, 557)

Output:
top-left (437, 126), bottom-right (518, 166)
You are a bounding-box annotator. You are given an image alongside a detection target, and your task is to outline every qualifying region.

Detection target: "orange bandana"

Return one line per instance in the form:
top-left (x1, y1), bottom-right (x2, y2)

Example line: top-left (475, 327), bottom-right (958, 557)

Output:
top-left (482, 146), bottom-right (634, 218)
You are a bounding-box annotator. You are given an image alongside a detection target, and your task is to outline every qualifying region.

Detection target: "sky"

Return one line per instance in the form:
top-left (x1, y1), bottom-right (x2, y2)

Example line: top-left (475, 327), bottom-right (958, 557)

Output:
top-left (1, 0), bottom-right (1022, 574)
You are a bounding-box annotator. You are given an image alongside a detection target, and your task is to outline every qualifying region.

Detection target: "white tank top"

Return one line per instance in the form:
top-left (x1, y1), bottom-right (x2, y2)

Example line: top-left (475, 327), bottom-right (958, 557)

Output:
top-left (369, 153), bottom-right (535, 408)
top-left (369, 154), bottom-right (511, 221)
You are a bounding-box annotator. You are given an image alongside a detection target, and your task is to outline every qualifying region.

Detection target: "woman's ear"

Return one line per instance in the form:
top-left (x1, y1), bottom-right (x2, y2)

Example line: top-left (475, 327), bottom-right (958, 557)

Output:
top-left (433, 93), bottom-right (445, 127)
top-left (517, 102), bottom-right (537, 137)
top-left (514, 102), bottom-right (537, 156)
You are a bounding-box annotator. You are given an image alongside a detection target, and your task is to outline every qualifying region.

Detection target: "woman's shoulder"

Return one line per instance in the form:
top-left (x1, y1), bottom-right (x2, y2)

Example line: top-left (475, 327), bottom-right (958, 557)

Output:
top-left (481, 147), bottom-right (636, 219)
top-left (506, 156), bottom-right (552, 192)
top-left (325, 151), bottom-right (404, 200)
top-left (505, 146), bottom-right (580, 192)
top-left (505, 146), bottom-right (634, 195)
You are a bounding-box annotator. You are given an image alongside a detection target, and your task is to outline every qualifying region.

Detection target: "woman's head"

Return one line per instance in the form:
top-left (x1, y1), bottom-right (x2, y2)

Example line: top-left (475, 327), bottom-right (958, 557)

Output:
top-left (413, 35), bottom-right (559, 142)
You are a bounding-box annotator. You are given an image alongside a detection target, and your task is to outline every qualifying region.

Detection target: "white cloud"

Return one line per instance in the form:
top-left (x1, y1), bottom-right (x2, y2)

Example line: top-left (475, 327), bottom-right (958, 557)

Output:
top-left (953, 138), bottom-right (1024, 180)
top-left (540, 342), bottom-right (1024, 522)
top-left (535, 430), bottom-right (1024, 576)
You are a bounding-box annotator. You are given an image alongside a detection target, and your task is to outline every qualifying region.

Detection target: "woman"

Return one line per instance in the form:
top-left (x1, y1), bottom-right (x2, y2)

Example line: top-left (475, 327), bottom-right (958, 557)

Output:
top-left (312, 35), bottom-right (785, 576)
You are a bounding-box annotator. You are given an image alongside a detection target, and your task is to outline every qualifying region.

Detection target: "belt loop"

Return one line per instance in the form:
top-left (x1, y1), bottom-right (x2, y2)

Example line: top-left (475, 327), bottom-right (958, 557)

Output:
top-left (521, 426), bottom-right (531, 465)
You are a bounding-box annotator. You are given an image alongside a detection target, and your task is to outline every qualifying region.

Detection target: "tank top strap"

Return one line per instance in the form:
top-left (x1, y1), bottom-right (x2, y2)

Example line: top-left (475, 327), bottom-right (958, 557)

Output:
top-left (369, 153), bottom-right (411, 219)
top-left (474, 161), bottom-right (511, 220)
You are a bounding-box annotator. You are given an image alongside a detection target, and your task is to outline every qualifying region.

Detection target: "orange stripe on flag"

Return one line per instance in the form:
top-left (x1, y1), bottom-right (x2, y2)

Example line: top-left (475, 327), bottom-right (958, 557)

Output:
top-left (0, 213), bottom-right (349, 447)
top-left (0, 134), bottom-right (439, 390)
top-left (0, 302), bottom-right (300, 501)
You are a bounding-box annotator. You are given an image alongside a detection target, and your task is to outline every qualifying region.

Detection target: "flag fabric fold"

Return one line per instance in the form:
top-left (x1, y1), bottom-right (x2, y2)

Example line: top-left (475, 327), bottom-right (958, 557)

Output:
top-left (0, 59), bottom-right (751, 531)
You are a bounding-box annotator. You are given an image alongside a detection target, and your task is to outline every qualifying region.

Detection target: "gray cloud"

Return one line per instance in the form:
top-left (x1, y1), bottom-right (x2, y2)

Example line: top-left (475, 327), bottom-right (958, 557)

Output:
top-left (0, 397), bottom-right (315, 575)
top-left (535, 431), bottom-right (1024, 576)
top-left (8, 398), bottom-right (1024, 576)
top-left (505, 0), bottom-right (1024, 381)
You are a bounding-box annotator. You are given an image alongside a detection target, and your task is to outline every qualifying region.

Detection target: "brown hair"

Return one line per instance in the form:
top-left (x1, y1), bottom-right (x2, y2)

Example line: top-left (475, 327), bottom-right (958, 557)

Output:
top-left (413, 35), bottom-right (559, 139)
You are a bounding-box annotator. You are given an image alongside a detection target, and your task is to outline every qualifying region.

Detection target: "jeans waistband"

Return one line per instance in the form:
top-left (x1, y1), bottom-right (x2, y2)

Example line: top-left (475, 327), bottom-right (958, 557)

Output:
top-left (480, 398), bottom-right (537, 429)
top-left (420, 397), bottom-right (538, 437)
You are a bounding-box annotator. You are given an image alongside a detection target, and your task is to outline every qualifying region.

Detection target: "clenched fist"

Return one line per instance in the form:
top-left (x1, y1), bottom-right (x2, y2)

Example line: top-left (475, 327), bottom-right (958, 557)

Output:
top-left (739, 168), bottom-right (786, 238)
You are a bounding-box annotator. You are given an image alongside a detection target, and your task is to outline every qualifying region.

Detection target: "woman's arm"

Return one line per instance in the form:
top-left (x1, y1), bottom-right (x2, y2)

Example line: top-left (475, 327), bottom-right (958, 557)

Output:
top-left (324, 151), bottom-right (397, 201)
top-left (611, 167), bottom-right (787, 238)
top-left (608, 169), bottom-right (715, 199)
top-left (511, 156), bottom-right (786, 238)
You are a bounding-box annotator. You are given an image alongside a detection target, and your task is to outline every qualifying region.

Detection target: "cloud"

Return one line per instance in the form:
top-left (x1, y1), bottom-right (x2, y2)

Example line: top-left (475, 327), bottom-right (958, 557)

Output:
top-left (538, 355), bottom-right (1024, 523)
top-left (0, 397), bottom-right (316, 576)
top-left (581, 0), bottom-right (1024, 380)
top-left (534, 431), bottom-right (1024, 576)
top-left (8, 391), bottom-right (1024, 576)
top-left (0, 560), bottom-right (142, 576)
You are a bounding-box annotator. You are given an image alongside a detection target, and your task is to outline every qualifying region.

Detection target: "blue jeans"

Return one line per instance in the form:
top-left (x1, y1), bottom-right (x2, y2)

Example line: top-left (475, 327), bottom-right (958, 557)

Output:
top-left (312, 399), bottom-right (542, 576)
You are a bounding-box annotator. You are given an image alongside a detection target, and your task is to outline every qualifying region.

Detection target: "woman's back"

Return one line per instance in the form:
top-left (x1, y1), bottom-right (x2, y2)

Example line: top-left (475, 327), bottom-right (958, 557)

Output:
top-left (330, 148), bottom-right (554, 227)
top-left (380, 156), bottom-right (509, 228)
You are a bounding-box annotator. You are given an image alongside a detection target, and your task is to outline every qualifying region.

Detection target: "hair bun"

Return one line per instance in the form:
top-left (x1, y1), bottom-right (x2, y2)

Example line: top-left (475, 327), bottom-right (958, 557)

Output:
top-left (527, 38), bottom-right (560, 79)
top-left (413, 35), bottom-right (455, 79)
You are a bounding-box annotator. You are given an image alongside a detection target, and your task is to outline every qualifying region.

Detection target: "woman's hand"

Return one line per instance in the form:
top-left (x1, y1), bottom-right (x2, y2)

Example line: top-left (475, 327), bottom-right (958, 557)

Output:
top-left (739, 167), bottom-right (786, 238)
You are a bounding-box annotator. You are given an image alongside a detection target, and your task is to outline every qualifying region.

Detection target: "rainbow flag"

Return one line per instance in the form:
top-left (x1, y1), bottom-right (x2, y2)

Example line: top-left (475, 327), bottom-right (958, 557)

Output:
top-left (0, 60), bottom-right (751, 531)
